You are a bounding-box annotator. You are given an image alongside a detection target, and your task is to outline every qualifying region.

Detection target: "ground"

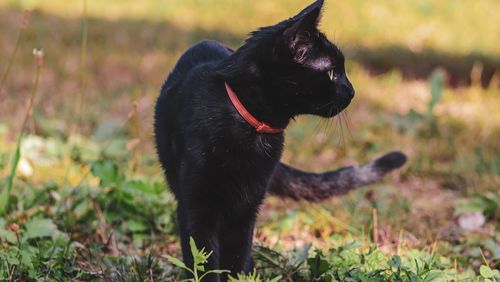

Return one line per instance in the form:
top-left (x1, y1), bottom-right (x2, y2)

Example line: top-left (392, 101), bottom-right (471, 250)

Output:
top-left (0, 0), bottom-right (498, 281)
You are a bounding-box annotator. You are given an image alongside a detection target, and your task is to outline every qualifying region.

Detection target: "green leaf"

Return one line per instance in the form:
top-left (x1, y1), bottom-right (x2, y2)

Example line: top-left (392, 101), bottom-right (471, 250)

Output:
top-left (308, 250), bottom-right (330, 278)
top-left (480, 265), bottom-right (494, 278)
top-left (205, 269), bottom-right (229, 274)
top-left (20, 248), bottom-right (34, 267)
top-left (165, 255), bottom-right (187, 269)
top-left (477, 195), bottom-right (498, 218)
top-left (196, 264), bottom-right (205, 272)
top-left (23, 218), bottom-right (60, 239)
top-left (73, 199), bottom-right (90, 219)
top-left (455, 195), bottom-right (498, 218)
top-left (7, 255), bottom-right (20, 265)
top-left (5, 231), bottom-right (17, 244)
top-left (482, 240), bottom-right (500, 261)
top-left (0, 135), bottom-right (22, 215)
top-left (199, 269), bottom-right (230, 281)
top-left (102, 138), bottom-right (130, 159)
top-left (189, 237), bottom-right (200, 260)
top-left (423, 270), bottom-right (444, 282)
top-left (90, 160), bottom-right (123, 187)
top-left (0, 219), bottom-right (17, 244)
top-left (388, 255), bottom-right (402, 268)
top-left (339, 241), bottom-right (363, 252)
top-left (132, 233), bottom-right (147, 248)
top-left (68, 135), bottom-right (100, 162)
top-left (126, 219), bottom-right (149, 232)
top-left (269, 276), bottom-right (282, 282)
top-left (292, 243), bottom-right (311, 266)
top-left (428, 68), bottom-right (444, 116)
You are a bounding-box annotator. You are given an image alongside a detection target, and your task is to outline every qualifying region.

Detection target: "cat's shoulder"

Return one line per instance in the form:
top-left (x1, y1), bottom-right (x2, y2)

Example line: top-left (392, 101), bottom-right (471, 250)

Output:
top-left (180, 40), bottom-right (232, 66)
top-left (162, 40), bottom-right (230, 97)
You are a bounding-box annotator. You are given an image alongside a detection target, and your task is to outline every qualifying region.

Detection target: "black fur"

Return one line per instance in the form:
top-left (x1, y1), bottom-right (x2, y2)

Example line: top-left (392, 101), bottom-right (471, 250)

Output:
top-left (268, 151), bottom-right (407, 201)
top-left (154, 1), bottom-right (405, 280)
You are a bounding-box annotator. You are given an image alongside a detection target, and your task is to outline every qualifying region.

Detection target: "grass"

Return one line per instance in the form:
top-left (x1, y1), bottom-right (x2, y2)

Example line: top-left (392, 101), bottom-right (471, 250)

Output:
top-left (0, 0), bottom-right (499, 280)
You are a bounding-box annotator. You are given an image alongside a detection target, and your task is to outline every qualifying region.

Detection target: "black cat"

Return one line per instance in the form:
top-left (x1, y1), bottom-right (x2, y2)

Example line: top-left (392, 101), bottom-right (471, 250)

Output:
top-left (154, 0), bottom-right (406, 280)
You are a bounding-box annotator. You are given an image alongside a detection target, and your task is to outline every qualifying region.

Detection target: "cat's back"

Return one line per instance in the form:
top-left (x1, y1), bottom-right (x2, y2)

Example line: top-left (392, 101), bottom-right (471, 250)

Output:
top-left (161, 40), bottom-right (232, 94)
top-left (155, 40), bottom-right (232, 126)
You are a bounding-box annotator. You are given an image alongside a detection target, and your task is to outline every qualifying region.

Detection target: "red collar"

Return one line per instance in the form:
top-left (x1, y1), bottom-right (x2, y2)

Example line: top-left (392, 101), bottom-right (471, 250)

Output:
top-left (225, 82), bottom-right (284, 134)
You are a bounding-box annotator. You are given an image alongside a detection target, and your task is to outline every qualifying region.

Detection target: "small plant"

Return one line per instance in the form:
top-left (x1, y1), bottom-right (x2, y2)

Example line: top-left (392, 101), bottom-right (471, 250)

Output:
top-left (479, 265), bottom-right (500, 282)
top-left (394, 68), bottom-right (445, 136)
top-left (254, 244), bottom-right (311, 281)
top-left (0, 48), bottom-right (43, 215)
top-left (229, 270), bottom-right (281, 282)
top-left (0, 1), bottom-right (498, 280)
top-left (165, 237), bottom-right (229, 282)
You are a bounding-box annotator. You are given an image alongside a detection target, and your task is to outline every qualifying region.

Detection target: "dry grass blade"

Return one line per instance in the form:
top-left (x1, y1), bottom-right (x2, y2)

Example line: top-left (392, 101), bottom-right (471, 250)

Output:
top-left (0, 48), bottom-right (43, 215)
top-left (75, 0), bottom-right (89, 133)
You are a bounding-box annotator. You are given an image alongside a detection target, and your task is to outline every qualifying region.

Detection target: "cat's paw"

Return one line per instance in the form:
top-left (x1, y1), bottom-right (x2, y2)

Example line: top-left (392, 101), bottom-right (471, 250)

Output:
top-left (373, 151), bottom-right (407, 174)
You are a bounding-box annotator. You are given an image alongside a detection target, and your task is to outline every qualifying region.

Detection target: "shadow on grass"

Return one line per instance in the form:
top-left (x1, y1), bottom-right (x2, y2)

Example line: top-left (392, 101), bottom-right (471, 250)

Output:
top-left (0, 7), bottom-right (498, 126)
top-left (349, 46), bottom-right (499, 87)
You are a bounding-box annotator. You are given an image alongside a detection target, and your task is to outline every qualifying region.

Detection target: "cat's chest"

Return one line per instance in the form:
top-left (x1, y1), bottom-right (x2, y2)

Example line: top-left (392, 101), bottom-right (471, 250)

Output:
top-left (235, 132), bottom-right (282, 160)
top-left (250, 134), bottom-right (282, 158)
top-left (208, 134), bottom-right (282, 205)
top-left (207, 133), bottom-right (283, 173)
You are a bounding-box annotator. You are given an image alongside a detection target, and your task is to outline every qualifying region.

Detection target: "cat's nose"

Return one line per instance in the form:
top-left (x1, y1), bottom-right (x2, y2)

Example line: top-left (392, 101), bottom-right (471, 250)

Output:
top-left (342, 84), bottom-right (355, 99)
top-left (338, 74), bottom-right (354, 99)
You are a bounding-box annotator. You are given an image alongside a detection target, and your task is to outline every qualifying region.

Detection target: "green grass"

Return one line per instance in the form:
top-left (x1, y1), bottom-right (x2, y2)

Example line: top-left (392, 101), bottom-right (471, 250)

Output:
top-left (0, 0), bottom-right (499, 280)
top-left (3, 0), bottom-right (499, 57)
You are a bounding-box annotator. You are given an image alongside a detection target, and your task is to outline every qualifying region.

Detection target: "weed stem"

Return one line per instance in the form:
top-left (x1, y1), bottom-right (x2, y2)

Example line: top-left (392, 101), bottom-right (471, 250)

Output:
top-left (0, 48), bottom-right (43, 215)
top-left (76, 0), bottom-right (88, 132)
top-left (0, 10), bottom-right (29, 97)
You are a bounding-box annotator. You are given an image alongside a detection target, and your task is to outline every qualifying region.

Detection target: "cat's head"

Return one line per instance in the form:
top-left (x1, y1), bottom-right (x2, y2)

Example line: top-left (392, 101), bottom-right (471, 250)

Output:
top-left (246, 0), bottom-right (354, 118)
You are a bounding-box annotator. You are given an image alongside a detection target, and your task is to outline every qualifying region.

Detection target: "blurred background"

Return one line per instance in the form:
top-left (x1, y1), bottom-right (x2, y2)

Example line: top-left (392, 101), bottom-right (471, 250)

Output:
top-left (0, 0), bottom-right (498, 280)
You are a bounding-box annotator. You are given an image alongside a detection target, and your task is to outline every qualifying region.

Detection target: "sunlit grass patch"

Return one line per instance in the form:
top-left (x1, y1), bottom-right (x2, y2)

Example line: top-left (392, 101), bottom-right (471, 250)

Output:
top-left (2, 0), bottom-right (499, 57)
top-left (0, 0), bottom-right (499, 280)
top-left (1, 130), bottom-right (498, 279)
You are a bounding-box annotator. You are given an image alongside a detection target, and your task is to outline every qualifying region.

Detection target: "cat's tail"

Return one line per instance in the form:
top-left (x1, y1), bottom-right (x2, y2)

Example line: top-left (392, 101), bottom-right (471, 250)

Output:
top-left (267, 151), bottom-right (407, 201)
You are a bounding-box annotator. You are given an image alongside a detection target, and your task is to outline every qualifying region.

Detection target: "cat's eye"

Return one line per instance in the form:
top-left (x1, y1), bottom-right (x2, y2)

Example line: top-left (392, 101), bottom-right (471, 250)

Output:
top-left (327, 69), bottom-right (334, 81)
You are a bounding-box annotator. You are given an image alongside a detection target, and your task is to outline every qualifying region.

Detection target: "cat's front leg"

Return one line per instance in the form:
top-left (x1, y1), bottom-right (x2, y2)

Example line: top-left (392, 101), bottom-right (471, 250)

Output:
top-left (218, 212), bottom-right (257, 280)
top-left (177, 201), bottom-right (221, 282)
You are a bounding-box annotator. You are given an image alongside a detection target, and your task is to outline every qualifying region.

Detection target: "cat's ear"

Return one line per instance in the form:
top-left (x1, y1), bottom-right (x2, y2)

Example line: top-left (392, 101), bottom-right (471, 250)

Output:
top-left (282, 0), bottom-right (324, 60)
